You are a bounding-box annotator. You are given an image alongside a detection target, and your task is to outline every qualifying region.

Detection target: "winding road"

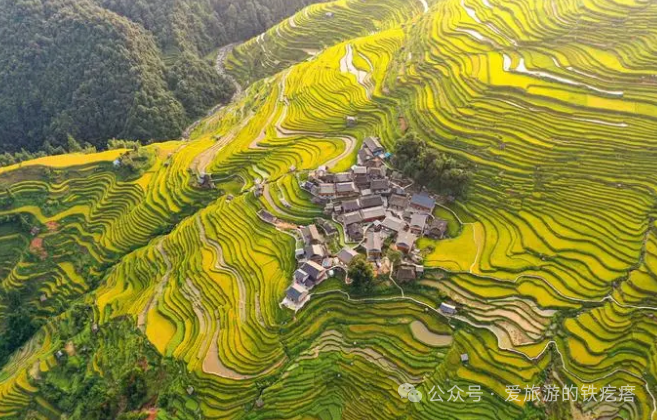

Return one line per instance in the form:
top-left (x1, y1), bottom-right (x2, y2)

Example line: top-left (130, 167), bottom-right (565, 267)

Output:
top-left (182, 44), bottom-right (244, 140)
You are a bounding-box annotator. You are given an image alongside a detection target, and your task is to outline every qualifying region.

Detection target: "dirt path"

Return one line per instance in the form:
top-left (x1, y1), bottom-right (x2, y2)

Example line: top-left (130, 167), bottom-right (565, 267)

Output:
top-left (215, 43), bottom-right (243, 100)
top-left (323, 135), bottom-right (357, 169)
top-left (310, 288), bottom-right (657, 419)
top-left (250, 70), bottom-right (289, 149)
top-left (182, 44), bottom-right (243, 140)
top-left (262, 184), bottom-right (298, 221)
top-left (192, 111), bottom-right (254, 175)
top-left (203, 325), bottom-right (251, 379)
top-left (192, 135), bottom-right (230, 175)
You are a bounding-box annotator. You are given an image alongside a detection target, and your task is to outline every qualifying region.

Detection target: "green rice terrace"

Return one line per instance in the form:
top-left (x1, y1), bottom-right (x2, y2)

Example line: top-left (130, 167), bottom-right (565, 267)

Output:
top-left (1, 0), bottom-right (657, 418)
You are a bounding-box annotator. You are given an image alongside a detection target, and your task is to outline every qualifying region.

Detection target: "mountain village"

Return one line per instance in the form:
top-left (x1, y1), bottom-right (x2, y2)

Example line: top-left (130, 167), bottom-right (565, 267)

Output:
top-left (277, 137), bottom-right (451, 311)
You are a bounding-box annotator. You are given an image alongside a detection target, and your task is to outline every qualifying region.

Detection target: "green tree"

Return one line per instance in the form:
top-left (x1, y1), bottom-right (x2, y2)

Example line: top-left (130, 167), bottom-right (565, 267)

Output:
top-left (0, 289), bottom-right (41, 369)
top-left (122, 368), bottom-right (148, 410)
top-left (392, 132), bottom-right (472, 197)
top-left (387, 249), bottom-right (403, 268)
top-left (0, 0), bottom-right (324, 154)
top-left (348, 255), bottom-right (375, 293)
top-left (67, 135), bottom-right (83, 153)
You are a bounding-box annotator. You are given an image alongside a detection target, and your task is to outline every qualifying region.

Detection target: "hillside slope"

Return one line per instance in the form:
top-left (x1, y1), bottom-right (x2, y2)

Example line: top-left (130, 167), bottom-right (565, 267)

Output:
top-left (1, 0), bottom-right (657, 419)
top-left (0, 0), bottom-right (322, 154)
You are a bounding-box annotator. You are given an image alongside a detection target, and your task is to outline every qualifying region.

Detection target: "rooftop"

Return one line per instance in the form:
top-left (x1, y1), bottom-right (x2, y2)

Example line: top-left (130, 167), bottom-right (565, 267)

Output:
top-left (341, 211), bottom-right (363, 225)
top-left (305, 244), bottom-right (327, 258)
top-left (342, 199), bottom-right (361, 212)
top-left (337, 248), bottom-right (359, 264)
top-left (334, 172), bottom-right (352, 183)
top-left (410, 213), bottom-right (428, 228)
top-left (368, 166), bottom-right (386, 178)
top-left (359, 194), bottom-right (384, 209)
top-left (352, 165), bottom-right (368, 175)
top-left (370, 178), bottom-right (389, 191)
top-left (365, 231), bottom-right (383, 252)
top-left (318, 183), bottom-right (336, 194)
top-left (364, 136), bottom-right (383, 152)
top-left (395, 265), bottom-right (417, 281)
top-left (286, 283), bottom-right (307, 302)
top-left (382, 214), bottom-right (406, 232)
top-left (439, 302), bottom-right (457, 314)
top-left (411, 193), bottom-right (436, 210)
top-left (302, 225), bottom-right (323, 243)
top-left (389, 194), bottom-right (409, 208)
top-left (301, 261), bottom-right (325, 279)
top-left (336, 182), bottom-right (358, 193)
top-left (396, 231), bottom-right (417, 249)
top-left (360, 206), bottom-right (386, 221)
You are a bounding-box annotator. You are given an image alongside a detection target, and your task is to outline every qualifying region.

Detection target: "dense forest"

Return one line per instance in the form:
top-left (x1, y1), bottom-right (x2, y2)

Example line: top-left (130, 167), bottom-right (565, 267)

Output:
top-left (392, 133), bottom-right (473, 198)
top-left (0, 0), bottom-right (321, 154)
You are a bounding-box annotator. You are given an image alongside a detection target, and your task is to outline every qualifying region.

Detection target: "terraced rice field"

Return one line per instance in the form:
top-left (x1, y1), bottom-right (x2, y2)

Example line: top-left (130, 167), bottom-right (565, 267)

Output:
top-left (2, 0), bottom-right (657, 418)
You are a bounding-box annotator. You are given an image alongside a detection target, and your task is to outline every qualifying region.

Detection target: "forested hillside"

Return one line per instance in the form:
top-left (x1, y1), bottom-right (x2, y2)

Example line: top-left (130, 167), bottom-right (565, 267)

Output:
top-left (0, 0), bottom-right (321, 154)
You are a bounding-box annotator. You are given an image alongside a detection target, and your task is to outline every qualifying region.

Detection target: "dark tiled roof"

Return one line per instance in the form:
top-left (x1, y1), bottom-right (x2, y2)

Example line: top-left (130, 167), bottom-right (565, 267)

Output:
top-left (396, 231), bottom-right (417, 248)
top-left (360, 206), bottom-right (386, 221)
top-left (382, 214), bottom-right (405, 232)
top-left (411, 193), bottom-right (436, 210)
top-left (364, 136), bottom-right (383, 152)
top-left (347, 224), bottom-right (363, 238)
top-left (301, 261), bottom-right (325, 279)
top-left (410, 213), bottom-right (428, 228)
top-left (430, 219), bottom-right (448, 234)
top-left (336, 182), bottom-right (358, 193)
top-left (395, 266), bottom-right (416, 281)
top-left (318, 184), bottom-right (336, 194)
top-left (389, 194), bottom-right (409, 208)
top-left (342, 199), bottom-right (361, 212)
top-left (337, 248), bottom-right (358, 264)
top-left (286, 286), bottom-right (304, 301)
top-left (342, 211), bottom-right (363, 225)
top-left (365, 231), bottom-right (382, 252)
top-left (334, 172), bottom-right (352, 183)
top-left (370, 179), bottom-right (389, 191)
top-left (359, 195), bottom-right (383, 209)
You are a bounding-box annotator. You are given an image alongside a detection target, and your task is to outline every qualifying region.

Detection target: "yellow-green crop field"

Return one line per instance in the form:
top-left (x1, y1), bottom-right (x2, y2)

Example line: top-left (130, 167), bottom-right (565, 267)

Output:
top-left (2, 0), bottom-right (657, 418)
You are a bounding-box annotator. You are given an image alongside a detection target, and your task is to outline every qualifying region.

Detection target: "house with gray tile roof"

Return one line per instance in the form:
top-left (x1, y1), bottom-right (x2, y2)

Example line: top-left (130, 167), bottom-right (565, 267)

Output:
top-left (382, 214), bottom-right (406, 233)
top-left (410, 193), bottom-right (436, 213)
top-left (389, 194), bottom-right (409, 211)
top-left (341, 199), bottom-right (361, 213)
top-left (365, 231), bottom-right (383, 260)
top-left (359, 194), bottom-right (384, 209)
top-left (410, 213), bottom-right (428, 235)
top-left (360, 206), bottom-right (386, 222)
top-left (363, 136), bottom-right (384, 154)
top-left (337, 248), bottom-right (359, 265)
top-left (396, 231), bottom-right (417, 253)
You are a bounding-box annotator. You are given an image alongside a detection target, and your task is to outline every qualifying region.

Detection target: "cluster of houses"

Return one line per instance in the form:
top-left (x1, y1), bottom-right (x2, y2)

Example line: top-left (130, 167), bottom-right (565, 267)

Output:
top-left (281, 223), bottom-right (343, 310)
top-left (282, 137), bottom-right (450, 311)
top-left (305, 137), bottom-right (447, 255)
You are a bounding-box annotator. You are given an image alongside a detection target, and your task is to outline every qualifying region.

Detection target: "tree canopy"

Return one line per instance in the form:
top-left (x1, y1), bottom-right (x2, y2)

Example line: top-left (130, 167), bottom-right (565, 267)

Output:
top-left (392, 132), bottom-right (473, 197)
top-left (348, 255), bottom-right (375, 293)
top-left (0, 0), bottom-right (321, 153)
